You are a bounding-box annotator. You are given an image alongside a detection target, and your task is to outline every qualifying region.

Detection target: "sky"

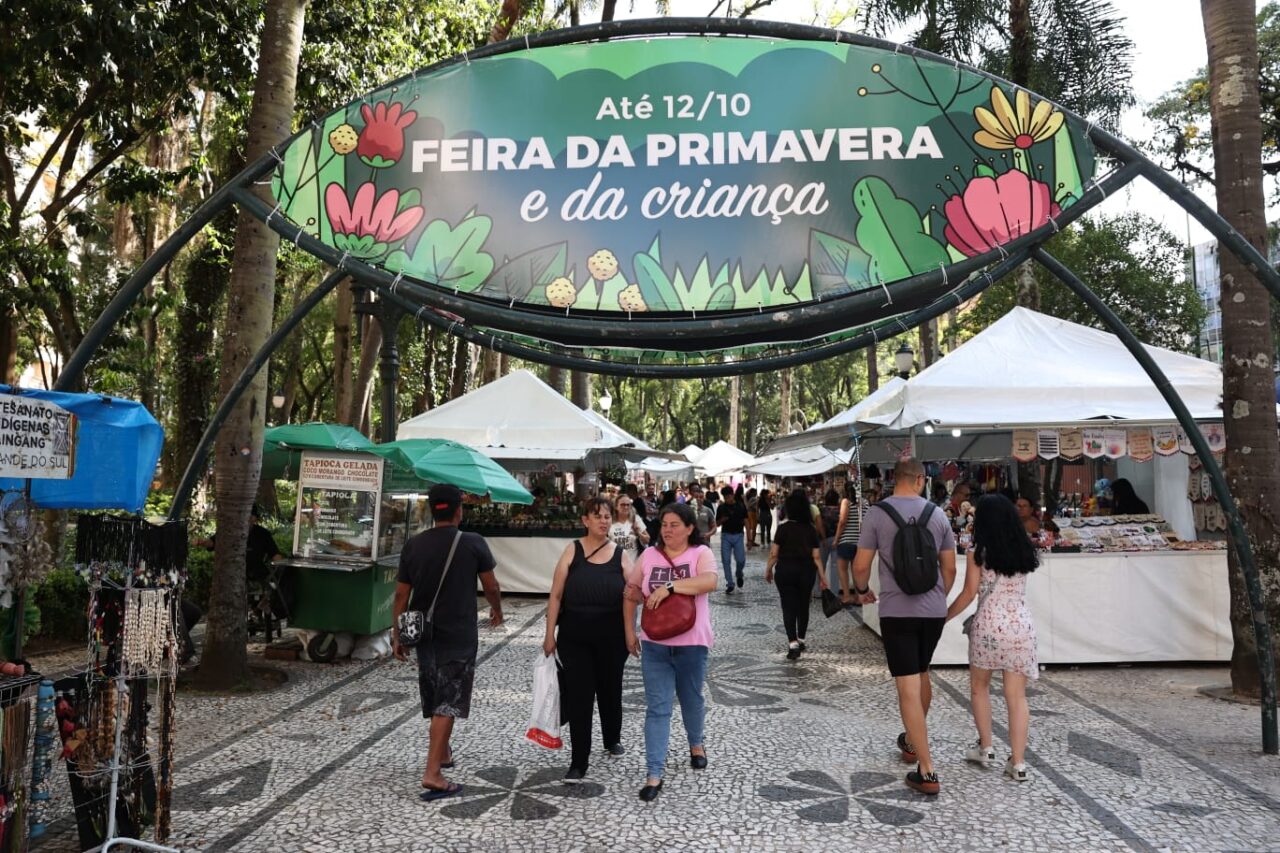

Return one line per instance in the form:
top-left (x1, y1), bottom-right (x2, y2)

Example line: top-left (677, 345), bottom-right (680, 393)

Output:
top-left (608, 0), bottom-right (1266, 247)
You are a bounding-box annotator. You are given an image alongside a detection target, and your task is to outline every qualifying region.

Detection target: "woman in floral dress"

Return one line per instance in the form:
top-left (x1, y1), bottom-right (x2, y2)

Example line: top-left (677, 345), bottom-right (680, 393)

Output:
top-left (946, 494), bottom-right (1039, 782)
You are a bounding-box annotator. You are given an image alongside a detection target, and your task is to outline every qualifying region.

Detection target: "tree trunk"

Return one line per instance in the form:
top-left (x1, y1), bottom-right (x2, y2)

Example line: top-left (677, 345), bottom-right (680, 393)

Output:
top-left (571, 370), bottom-right (592, 409)
top-left (919, 317), bottom-right (938, 367)
top-left (448, 337), bottom-right (469, 401)
top-left (779, 368), bottom-right (792, 434)
top-left (480, 348), bottom-right (500, 384)
top-left (332, 278), bottom-right (354, 423)
top-left (601, 0), bottom-right (617, 21)
top-left (349, 315), bottom-right (382, 431)
top-left (1008, 0), bottom-right (1040, 312)
top-left (1202, 0), bottom-right (1280, 698)
top-left (547, 366), bottom-right (567, 394)
top-left (866, 345), bottom-right (879, 393)
top-left (276, 273), bottom-right (308, 423)
top-left (489, 0), bottom-right (522, 43)
top-left (197, 0), bottom-right (307, 691)
top-left (139, 118), bottom-right (188, 415)
top-left (746, 373), bottom-right (758, 453)
top-left (728, 374), bottom-right (741, 446)
top-left (0, 305), bottom-right (17, 385)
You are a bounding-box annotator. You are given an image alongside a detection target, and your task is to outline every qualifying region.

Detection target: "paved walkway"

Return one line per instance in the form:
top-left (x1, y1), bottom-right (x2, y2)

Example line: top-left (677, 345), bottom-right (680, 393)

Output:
top-left (32, 549), bottom-right (1280, 851)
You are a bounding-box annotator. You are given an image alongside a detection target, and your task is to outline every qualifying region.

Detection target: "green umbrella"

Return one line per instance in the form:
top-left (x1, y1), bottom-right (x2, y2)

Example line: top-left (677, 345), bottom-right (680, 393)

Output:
top-left (261, 422), bottom-right (376, 480)
top-left (370, 439), bottom-right (533, 504)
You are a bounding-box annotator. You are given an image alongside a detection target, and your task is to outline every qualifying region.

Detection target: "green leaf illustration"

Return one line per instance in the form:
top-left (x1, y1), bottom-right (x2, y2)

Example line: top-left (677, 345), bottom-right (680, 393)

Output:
top-left (385, 214), bottom-right (494, 293)
top-left (808, 229), bottom-right (871, 297)
top-left (476, 241), bottom-right (567, 302)
top-left (974, 163), bottom-right (997, 179)
top-left (706, 283), bottom-right (736, 310)
top-left (853, 176), bottom-right (950, 284)
top-left (634, 251), bottom-right (682, 311)
top-left (1053, 123), bottom-right (1084, 205)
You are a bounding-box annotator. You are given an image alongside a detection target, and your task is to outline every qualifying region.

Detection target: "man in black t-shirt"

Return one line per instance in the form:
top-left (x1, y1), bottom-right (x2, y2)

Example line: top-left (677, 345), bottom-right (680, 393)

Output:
top-left (716, 486), bottom-right (749, 591)
top-left (393, 483), bottom-right (503, 801)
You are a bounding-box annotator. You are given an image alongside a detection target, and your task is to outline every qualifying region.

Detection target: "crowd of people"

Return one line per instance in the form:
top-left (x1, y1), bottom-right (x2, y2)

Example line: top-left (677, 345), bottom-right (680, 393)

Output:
top-left (392, 460), bottom-right (1042, 804)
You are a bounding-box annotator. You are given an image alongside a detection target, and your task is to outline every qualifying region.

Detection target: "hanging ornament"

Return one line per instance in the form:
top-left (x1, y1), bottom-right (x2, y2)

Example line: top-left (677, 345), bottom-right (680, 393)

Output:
top-left (1152, 425), bottom-right (1179, 456)
top-left (1128, 428), bottom-right (1154, 463)
top-left (1058, 429), bottom-right (1084, 460)
top-left (1011, 430), bottom-right (1037, 462)
top-left (1036, 430), bottom-right (1060, 460)
top-left (1082, 428), bottom-right (1106, 459)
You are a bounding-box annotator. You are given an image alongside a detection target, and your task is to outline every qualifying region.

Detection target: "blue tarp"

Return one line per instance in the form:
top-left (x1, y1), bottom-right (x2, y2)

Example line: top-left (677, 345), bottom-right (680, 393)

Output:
top-left (0, 385), bottom-right (163, 513)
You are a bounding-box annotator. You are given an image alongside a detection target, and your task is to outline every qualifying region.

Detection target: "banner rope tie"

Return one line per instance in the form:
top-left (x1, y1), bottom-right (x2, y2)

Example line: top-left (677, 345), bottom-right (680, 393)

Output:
top-left (292, 225), bottom-right (304, 247)
top-left (938, 263), bottom-right (948, 288)
top-left (337, 250), bottom-right (350, 271)
top-left (390, 272), bottom-right (404, 295)
top-left (264, 201), bottom-right (282, 226)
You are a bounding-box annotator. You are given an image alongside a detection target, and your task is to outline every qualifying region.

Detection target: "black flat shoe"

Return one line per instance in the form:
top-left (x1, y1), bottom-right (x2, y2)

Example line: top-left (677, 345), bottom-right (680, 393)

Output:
top-left (563, 766), bottom-right (586, 785)
top-left (606, 743), bottom-right (626, 757)
top-left (690, 753), bottom-right (708, 770)
top-left (639, 780), bottom-right (663, 802)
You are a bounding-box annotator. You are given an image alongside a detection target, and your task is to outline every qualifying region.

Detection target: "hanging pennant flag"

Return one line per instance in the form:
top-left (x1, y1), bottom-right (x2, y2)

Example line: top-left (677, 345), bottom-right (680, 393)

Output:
top-left (1011, 430), bottom-right (1037, 462)
top-left (1037, 429), bottom-right (1060, 460)
top-left (1102, 428), bottom-right (1127, 459)
top-left (1177, 427), bottom-right (1195, 454)
top-left (1152, 425), bottom-right (1179, 456)
top-left (1058, 428), bottom-right (1084, 459)
top-left (1199, 423), bottom-right (1226, 453)
top-left (1128, 428), bottom-right (1154, 462)
top-left (1082, 428), bottom-right (1106, 459)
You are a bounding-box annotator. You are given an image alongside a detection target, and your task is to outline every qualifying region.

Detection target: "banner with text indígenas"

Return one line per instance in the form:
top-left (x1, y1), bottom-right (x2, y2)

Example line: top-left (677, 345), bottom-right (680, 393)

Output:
top-left (269, 36), bottom-right (1096, 315)
top-left (0, 393), bottom-right (77, 480)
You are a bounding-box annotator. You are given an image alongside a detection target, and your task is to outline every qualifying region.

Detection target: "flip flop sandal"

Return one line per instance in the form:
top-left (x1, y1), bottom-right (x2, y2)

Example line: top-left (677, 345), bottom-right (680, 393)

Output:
top-left (420, 782), bottom-right (464, 802)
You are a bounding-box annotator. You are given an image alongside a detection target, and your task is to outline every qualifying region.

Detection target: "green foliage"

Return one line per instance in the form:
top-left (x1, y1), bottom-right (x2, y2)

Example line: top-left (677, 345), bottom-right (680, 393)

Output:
top-left (853, 177), bottom-right (950, 283)
top-left (1145, 2), bottom-right (1280, 197)
top-left (31, 567), bottom-right (87, 646)
top-left (959, 213), bottom-right (1207, 351)
top-left (387, 214), bottom-right (496, 293)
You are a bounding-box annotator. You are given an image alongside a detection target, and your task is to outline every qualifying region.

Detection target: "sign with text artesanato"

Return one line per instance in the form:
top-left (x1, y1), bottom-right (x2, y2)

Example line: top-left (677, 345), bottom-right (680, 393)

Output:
top-left (270, 36), bottom-right (1096, 314)
top-left (0, 394), bottom-right (77, 480)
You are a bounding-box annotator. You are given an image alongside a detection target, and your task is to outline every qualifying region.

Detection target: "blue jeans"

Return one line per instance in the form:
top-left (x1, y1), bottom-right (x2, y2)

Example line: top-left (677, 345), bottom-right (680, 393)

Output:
top-left (720, 532), bottom-right (746, 588)
top-left (640, 641), bottom-right (708, 779)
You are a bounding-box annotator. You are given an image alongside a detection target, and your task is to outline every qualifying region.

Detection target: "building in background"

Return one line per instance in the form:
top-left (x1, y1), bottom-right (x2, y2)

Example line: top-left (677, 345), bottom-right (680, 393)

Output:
top-left (1188, 231), bottom-right (1280, 364)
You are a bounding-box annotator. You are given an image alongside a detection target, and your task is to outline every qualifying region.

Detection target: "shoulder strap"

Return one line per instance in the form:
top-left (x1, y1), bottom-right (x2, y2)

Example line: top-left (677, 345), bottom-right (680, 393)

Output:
top-left (424, 530), bottom-right (463, 620)
top-left (584, 540), bottom-right (610, 561)
top-left (918, 503), bottom-right (936, 525)
top-left (875, 501), bottom-right (908, 528)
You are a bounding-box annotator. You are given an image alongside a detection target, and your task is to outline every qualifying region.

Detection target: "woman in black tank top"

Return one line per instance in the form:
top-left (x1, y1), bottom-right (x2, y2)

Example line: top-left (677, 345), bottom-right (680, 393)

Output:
top-left (543, 497), bottom-right (633, 783)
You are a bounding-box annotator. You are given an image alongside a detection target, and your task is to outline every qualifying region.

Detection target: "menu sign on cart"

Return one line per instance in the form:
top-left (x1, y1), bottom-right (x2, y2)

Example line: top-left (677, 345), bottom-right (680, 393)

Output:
top-left (294, 452), bottom-right (385, 561)
top-left (0, 393), bottom-right (77, 479)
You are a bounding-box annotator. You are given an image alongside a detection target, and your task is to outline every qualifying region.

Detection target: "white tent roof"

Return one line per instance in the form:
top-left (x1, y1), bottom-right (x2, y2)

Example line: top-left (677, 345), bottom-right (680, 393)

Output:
top-left (862, 307), bottom-right (1231, 428)
top-left (809, 377), bottom-right (908, 431)
top-left (747, 446), bottom-right (853, 477)
top-left (696, 440), bottom-right (756, 477)
top-left (626, 455), bottom-right (696, 479)
top-left (397, 369), bottom-right (647, 461)
top-left (678, 444), bottom-right (705, 463)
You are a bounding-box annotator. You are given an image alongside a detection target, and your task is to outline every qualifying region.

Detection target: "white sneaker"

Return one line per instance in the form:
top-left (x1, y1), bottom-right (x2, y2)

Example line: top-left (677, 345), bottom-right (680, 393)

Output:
top-left (1004, 758), bottom-right (1029, 782)
top-left (964, 742), bottom-right (996, 765)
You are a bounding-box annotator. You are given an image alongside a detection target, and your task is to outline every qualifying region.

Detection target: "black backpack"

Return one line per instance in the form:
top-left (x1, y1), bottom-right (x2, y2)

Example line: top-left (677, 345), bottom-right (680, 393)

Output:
top-left (875, 501), bottom-right (940, 595)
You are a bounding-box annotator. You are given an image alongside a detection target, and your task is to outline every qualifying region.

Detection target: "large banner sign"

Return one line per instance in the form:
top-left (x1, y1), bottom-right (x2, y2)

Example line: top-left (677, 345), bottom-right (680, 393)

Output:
top-left (271, 37), bottom-right (1096, 314)
top-left (0, 393), bottom-right (77, 479)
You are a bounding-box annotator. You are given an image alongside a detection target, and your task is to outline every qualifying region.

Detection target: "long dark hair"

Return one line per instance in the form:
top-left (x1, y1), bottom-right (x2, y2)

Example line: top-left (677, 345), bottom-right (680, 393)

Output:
top-left (972, 495), bottom-right (1038, 577)
top-left (658, 502), bottom-right (704, 547)
top-left (784, 488), bottom-right (813, 526)
top-left (1110, 478), bottom-right (1150, 515)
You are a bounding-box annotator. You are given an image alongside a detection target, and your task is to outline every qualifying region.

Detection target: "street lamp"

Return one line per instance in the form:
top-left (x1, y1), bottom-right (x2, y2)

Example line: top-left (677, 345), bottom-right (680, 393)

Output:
top-left (272, 390), bottom-right (285, 409)
top-left (598, 390), bottom-right (613, 417)
top-left (894, 341), bottom-right (915, 378)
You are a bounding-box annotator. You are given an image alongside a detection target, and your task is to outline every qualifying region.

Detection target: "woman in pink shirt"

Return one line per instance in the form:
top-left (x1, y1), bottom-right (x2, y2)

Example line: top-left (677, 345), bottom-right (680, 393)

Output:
top-left (624, 502), bottom-right (718, 802)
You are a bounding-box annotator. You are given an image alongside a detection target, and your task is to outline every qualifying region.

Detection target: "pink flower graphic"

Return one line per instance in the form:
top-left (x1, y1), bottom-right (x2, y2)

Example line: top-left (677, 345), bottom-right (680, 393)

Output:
top-left (942, 170), bottom-right (1061, 258)
top-left (325, 182), bottom-right (424, 258)
top-left (356, 101), bottom-right (417, 168)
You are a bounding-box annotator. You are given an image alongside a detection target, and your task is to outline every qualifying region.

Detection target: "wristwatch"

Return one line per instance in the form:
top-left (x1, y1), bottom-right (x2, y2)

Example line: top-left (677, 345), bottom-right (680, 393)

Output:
top-left (665, 581), bottom-right (675, 592)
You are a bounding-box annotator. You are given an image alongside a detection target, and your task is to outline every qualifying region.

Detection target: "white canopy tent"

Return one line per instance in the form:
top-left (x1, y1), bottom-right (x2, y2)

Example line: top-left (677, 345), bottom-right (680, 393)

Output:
top-left (397, 369), bottom-right (654, 467)
top-left (678, 444), bottom-right (705, 463)
top-left (626, 454), bottom-right (696, 481)
top-left (746, 445), bottom-right (854, 477)
top-left (695, 440), bottom-right (756, 478)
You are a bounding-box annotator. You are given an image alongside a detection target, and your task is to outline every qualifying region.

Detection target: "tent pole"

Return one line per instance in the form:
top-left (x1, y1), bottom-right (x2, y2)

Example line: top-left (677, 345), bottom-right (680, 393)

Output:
top-left (1034, 246), bottom-right (1278, 756)
top-left (169, 269), bottom-right (347, 521)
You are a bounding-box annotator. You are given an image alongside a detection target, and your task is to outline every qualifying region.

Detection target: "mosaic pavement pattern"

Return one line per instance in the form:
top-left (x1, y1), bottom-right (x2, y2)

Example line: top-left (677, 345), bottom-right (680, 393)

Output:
top-left (30, 548), bottom-right (1280, 851)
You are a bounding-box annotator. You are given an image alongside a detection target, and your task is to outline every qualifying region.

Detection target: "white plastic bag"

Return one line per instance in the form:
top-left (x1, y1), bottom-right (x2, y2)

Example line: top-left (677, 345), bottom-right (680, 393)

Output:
top-left (524, 653), bottom-right (563, 749)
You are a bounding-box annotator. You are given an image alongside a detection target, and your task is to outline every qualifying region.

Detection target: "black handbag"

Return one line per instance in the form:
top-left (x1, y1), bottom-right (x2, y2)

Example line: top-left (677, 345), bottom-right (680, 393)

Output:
top-left (820, 588), bottom-right (843, 618)
top-left (397, 530), bottom-right (462, 648)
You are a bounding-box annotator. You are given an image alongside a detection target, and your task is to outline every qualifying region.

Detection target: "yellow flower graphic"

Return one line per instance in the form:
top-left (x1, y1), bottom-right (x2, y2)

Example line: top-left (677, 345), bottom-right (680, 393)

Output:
top-left (973, 87), bottom-right (1063, 151)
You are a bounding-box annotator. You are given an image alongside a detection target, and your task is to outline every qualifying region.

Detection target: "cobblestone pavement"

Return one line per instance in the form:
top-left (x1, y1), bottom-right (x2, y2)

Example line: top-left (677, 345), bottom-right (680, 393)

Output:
top-left (30, 548), bottom-right (1280, 852)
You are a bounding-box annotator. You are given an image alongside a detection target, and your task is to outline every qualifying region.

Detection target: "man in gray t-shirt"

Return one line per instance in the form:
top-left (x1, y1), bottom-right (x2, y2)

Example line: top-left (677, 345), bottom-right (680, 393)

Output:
top-left (851, 459), bottom-right (956, 797)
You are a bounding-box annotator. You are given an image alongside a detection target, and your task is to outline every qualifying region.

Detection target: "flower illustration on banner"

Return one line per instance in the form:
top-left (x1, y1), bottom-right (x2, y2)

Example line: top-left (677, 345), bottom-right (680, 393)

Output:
top-left (942, 170), bottom-right (1061, 257)
top-left (357, 101), bottom-right (418, 168)
top-left (325, 182), bottom-right (424, 258)
top-left (973, 87), bottom-right (1063, 151)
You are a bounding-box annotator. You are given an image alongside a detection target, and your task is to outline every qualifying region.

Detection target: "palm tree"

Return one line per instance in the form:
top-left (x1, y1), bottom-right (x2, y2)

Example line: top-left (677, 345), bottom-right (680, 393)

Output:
top-left (198, 0), bottom-right (308, 690)
top-left (1201, 0), bottom-right (1280, 698)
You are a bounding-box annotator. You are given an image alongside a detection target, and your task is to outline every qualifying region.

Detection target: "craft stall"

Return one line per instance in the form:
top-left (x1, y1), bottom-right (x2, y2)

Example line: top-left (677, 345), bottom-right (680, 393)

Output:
top-left (0, 385), bottom-right (175, 852)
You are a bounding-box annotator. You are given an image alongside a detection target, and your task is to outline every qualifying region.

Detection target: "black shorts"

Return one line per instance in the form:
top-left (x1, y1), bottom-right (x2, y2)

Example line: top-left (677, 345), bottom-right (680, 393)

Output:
top-left (835, 542), bottom-right (858, 560)
top-left (880, 617), bottom-right (946, 677)
top-left (416, 650), bottom-right (476, 719)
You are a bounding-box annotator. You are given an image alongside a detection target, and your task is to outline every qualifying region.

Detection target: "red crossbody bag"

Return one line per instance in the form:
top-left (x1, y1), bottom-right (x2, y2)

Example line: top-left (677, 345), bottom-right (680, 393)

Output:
top-left (640, 547), bottom-right (698, 641)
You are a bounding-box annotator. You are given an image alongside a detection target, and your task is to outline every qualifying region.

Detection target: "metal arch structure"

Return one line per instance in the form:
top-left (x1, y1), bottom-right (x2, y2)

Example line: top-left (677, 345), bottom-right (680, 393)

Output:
top-left (51, 18), bottom-right (1278, 753)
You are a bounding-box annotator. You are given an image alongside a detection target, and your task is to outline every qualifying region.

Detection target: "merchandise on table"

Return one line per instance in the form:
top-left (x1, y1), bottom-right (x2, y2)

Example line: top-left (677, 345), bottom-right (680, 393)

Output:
top-left (1051, 514), bottom-right (1223, 552)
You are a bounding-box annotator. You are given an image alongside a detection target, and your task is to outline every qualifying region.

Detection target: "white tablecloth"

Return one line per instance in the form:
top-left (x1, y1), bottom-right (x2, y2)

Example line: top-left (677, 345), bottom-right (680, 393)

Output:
top-left (482, 535), bottom-right (577, 594)
top-left (861, 550), bottom-right (1231, 665)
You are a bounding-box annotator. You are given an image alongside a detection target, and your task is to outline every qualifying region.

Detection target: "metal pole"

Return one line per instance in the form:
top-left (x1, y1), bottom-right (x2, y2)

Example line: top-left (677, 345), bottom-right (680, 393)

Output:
top-left (378, 300), bottom-right (404, 444)
top-left (169, 268), bottom-right (347, 520)
top-left (55, 156), bottom-right (275, 392)
top-left (1034, 247), bottom-right (1278, 756)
